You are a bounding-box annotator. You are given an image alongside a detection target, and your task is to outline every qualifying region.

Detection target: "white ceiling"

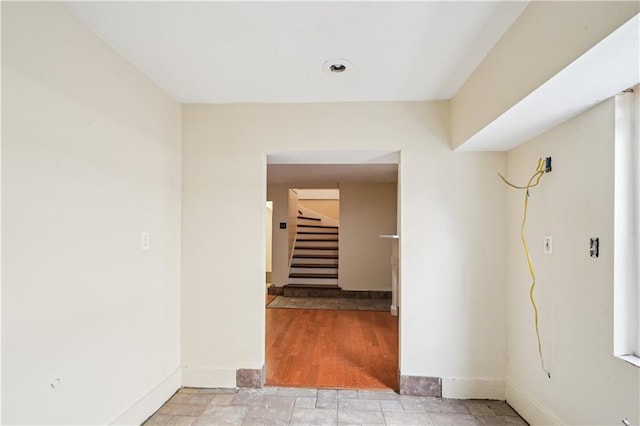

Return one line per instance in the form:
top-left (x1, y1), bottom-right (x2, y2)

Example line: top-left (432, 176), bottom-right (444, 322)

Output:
top-left (64, 1), bottom-right (528, 104)
top-left (61, 1), bottom-right (638, 161)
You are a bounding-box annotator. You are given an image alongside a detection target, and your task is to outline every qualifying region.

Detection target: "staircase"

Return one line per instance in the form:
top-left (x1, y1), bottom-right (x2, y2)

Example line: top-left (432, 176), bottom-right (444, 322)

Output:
top-left (285, 209), bottom-right (340, 293)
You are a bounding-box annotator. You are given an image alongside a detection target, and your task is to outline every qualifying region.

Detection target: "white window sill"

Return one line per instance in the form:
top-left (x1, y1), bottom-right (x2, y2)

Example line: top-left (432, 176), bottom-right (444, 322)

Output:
top-left (616, 354), bottom-right (640, 368)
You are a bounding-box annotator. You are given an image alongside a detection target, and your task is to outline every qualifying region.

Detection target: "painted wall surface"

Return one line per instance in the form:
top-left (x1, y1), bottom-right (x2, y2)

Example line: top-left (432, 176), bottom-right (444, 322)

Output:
top-left (505, 99), bottom-right (640, 425)
top-left (339, 183), bottom-right (397, 291)
top-left (267, 185), bottom-right (291, 288)
top-left (613, 90), bottom-right (640, 360)
top-left (298, 199), bottom-right (340, 222)
top-left (2, 3), bottom-right (182, 425)
top-left (287, 189), bottom-right (299, 262)
top-left (265, 203), bottom-right (273, 274)
top-left (451, 1), bottom-right (639, 148)
top-left (182, 102), bottom-right (508, 396)
top-left (295, 188), bottom-right (340, 200)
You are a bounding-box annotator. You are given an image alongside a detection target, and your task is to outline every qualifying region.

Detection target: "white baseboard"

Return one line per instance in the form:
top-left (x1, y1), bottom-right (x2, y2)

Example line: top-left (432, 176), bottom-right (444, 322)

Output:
top-left (110, 367), bottom-right (181, 425)
top-left (506, 379), bottom-right (565, 426)
top-left (442, 377), bottom-right (505, 400)
top-left (181, 366), bottom-right (237, 388)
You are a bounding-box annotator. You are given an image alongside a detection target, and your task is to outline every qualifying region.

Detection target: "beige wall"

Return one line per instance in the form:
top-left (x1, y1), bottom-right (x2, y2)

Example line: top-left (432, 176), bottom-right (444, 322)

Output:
top-left (339, 183), bottom-right (397, 291)
top-left (267, 185), bottom-right (291, 288)
top-left (505, 99), bottom-right (640, 424)
top-left (182, 102), bottom-right (508, 397)
top-left (265, 203), bottom-right (273, 274)
top-left (2, 3), bottom-right (182, 424)
top-left (298, 199), bottom-right (340, 222)
top-left (451, 1), bottom-right (639, 149)
top-left (287, 189), bottom-right (299, 262)
top-left (5, 3), bottom-right (637, 425)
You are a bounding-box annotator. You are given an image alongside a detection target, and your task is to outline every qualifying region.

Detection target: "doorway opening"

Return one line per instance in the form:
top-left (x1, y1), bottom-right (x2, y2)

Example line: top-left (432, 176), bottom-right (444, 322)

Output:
top-left (265, 201), bottom-right (277, 305)
top-left (264, 154), bottom-right (400, 390)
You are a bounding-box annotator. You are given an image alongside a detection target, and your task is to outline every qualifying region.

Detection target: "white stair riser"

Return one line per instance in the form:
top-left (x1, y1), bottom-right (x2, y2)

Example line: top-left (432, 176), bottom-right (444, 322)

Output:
top-left (294, 249), bottom-right (339, 256)
top-left (295, 240), bottom-right (338, 248)
top-left (287, 277), bottom-right (339, 285)
top-left (291, 258), bottom-right (338, 265)
top-left (297, 219), bottom-right (323, 226)
top-left (290, 267), bottom-right (338, 274)
top-left (296, 233), bottom-right (338, 240)
top-left (296, 227), bottom-right (338, 234)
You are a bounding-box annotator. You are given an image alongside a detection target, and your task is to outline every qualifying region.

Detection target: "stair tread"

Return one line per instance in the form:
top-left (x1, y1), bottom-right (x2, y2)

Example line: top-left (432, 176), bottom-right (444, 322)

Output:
top-left (294, 246), bottom-right (339, 250)
top-left (297, 215), bottom-right (321, 221)
top-left (291, 263), bottom-right (338, 268)
top-left (297, 231), bottom-right (339, 235)
top-left (297, 238), bottom-right (338, 242)
top-left (298, 224), bottom-right (339, 229)
top-left (289, 273), bottom-right (339, 279)
top-left (284, 284), bottom-right (341, 289)
top-left (293, 254), bottom-right (339, 259)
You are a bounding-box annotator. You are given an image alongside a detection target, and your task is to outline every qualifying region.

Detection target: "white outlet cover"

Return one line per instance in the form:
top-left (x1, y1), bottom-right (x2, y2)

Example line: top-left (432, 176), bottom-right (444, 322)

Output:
top-left (544, 235), bottom-right (552, 254)
top-left (141, 232), bottom-right (150, 250)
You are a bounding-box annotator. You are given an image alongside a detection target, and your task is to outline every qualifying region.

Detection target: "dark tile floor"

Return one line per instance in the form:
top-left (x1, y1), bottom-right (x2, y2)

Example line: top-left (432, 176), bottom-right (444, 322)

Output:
top-left (144, 387), bottom-right (528, 425)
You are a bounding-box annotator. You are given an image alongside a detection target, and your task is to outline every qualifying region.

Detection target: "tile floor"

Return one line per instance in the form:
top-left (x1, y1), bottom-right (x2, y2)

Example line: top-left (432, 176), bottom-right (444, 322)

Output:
top-left (267, 296), bottom-right (390, 312)
top-left (144, 386), bottom-right (528, 425)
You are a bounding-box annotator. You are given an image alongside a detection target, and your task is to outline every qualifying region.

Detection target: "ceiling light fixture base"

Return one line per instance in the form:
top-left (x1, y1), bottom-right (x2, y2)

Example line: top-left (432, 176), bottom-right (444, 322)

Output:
top-left (323, 58), bottom-right (352, 74)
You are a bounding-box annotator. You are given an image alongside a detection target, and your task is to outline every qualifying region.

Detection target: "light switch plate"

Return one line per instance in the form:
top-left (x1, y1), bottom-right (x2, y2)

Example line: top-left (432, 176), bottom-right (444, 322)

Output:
top-left (544, 236), bottom-right (552, 254)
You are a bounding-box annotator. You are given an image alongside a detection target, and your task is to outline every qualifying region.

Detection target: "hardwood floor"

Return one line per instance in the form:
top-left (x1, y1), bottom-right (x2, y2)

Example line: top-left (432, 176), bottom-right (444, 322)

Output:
top-left (266, 308), bottom-right (398, 390)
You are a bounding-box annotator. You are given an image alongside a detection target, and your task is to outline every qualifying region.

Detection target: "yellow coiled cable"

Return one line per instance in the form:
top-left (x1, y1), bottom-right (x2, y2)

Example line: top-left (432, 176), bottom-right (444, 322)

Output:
top-left (499, 158), bottom-right (551, 379)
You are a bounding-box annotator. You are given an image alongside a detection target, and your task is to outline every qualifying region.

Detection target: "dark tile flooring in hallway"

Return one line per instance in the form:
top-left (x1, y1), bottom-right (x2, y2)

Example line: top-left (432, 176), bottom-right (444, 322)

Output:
top-left (267, 296), bottom-right (390, 311)
top-left (144, 386), bottom-right (528, 425)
